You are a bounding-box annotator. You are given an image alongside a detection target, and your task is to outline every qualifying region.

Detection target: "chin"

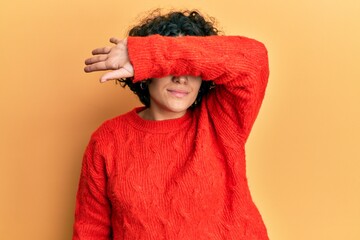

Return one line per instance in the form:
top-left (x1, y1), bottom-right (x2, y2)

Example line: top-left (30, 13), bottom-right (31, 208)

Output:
top-left (168, 106), bottom-right (189, 113)
top-left (167, 102), bottom-right (193, 112)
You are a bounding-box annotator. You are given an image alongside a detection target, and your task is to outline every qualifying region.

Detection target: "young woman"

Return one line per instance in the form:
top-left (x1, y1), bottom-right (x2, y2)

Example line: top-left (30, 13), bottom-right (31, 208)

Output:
top-left (73, 10), bottom-right (270, 240)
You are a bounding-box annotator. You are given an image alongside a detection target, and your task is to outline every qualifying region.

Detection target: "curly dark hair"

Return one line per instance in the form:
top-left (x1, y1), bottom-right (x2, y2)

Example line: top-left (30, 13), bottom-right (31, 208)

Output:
top-left (118, 9), bottom-right (218, 108)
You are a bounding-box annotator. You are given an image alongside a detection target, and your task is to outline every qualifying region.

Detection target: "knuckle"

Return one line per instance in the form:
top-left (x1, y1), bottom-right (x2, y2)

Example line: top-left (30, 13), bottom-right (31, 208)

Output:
top-left (106, 61), bottom-right (118, 69)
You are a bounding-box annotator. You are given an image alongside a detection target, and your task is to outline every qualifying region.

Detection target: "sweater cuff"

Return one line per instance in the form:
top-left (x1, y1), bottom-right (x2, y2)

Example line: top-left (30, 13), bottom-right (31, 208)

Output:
top-left (127, 35), bottom-right (164, 82)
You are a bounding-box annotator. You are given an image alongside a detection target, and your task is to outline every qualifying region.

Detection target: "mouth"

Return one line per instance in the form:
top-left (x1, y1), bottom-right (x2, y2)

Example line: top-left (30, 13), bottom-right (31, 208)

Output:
top-left (167, 89), bottom-right (189, 98)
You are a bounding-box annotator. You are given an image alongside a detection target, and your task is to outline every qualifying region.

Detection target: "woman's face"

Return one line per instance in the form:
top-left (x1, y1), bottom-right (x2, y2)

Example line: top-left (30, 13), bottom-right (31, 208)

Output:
top-left (146, 75), bottom-right (202, 120)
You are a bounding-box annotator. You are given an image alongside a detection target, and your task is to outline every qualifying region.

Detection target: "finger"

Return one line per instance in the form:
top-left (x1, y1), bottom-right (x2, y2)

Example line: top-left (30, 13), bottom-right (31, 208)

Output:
top-left (84, 62), bottom-right (116, 72)
top-left (91, 46), bottom-right (112, 55)
top-left (84, 55), bottom-right (107, 65)
top-left (100, 68), bottom-right (134, 83)
top-left (110, 37), bottom-right (121, 44)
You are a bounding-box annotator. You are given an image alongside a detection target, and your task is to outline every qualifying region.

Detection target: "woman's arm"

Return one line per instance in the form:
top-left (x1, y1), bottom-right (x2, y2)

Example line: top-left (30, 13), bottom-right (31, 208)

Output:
top-left (73, 137), bottom-right (112, 240)
top-left (84, 35), bottom-right (269, 139)
top-left (128, 35), bottom-right (269, 140)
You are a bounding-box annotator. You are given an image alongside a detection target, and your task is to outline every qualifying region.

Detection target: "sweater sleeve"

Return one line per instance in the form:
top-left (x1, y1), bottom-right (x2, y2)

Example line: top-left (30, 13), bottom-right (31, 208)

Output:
top-left (127, 35), bottom-right (269, 140)
top-left (72, 134), bottom-right (113, 240)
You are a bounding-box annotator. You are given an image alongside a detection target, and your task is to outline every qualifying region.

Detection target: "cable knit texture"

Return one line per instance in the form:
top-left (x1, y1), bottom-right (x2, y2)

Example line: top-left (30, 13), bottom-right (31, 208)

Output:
top-left (73, 35), bottom-right (269, 239)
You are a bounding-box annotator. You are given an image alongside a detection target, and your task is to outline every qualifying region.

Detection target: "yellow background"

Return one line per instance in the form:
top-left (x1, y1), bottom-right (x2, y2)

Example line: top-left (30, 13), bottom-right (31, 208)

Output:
top-left (1, 0), bottom-right (359, 239)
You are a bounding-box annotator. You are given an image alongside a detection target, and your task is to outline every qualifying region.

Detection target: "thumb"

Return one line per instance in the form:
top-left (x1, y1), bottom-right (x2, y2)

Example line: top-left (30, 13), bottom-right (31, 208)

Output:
top-left (100, 68), bottom-right (134, 83)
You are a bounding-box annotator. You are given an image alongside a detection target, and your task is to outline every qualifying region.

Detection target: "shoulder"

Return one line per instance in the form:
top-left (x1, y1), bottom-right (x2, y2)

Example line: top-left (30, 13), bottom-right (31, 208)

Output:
top-left (90, 108), bottom-right (138, 142)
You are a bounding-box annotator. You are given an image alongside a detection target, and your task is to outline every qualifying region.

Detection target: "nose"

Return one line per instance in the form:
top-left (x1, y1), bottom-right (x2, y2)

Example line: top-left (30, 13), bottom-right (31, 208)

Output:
top-left (173, 76), bottom-right (188, 84)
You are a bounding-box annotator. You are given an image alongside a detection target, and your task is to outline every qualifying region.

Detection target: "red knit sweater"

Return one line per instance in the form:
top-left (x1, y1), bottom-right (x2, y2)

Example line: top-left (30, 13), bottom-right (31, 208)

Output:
top-left (73, 35), bottom-right (269, 239)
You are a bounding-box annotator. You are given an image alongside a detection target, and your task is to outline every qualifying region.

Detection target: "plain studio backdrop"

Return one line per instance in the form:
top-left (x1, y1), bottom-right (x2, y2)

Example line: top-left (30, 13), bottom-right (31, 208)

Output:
top-left (0, 0), bottom-right (359, 239)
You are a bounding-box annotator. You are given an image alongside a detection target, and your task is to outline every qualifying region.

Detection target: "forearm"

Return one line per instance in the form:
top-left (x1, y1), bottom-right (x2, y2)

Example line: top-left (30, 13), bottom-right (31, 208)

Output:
top-left (127, 35), bottom-right (268, 87)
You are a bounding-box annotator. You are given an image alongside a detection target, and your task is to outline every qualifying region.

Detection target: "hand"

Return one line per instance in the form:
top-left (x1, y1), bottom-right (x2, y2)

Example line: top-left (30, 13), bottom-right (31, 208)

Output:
top-left (84, 38), bottom-right (134, 83)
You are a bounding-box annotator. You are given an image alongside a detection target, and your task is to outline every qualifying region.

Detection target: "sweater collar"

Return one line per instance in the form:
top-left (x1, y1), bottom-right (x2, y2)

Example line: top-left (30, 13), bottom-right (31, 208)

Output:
top-left (125, 107), bottom-right (193, 133)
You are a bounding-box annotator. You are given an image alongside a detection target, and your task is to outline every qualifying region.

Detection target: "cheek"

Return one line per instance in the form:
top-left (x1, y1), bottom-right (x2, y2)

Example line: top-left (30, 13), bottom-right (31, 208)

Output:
top-left (148, 81), bottom-right (163, 98)
top-left (195, 81), bottom-right (203, 95)
top-left (191, 77), bottom-right (202, 90)
top-left (190, 80), bottom-right (202, 102)
top-left (148, 85), bottom-right (157, 97)
top-left (148, 77), bottom-right (172, 97)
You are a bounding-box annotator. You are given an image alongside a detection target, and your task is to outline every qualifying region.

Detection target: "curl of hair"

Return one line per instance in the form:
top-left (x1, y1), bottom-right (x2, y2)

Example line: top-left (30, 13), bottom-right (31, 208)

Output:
top-left (117, 9), bottom-right (219, 108)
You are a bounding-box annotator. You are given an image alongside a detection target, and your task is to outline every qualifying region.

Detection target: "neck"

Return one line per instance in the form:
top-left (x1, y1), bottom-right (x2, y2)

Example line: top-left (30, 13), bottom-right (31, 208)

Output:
top-left (138, 108), bottom-right (187, 121)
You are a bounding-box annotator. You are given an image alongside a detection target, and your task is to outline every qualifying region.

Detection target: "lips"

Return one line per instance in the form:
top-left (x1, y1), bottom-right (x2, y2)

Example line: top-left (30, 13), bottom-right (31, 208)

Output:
top-left (167, 89), bottom-right (189, 98)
